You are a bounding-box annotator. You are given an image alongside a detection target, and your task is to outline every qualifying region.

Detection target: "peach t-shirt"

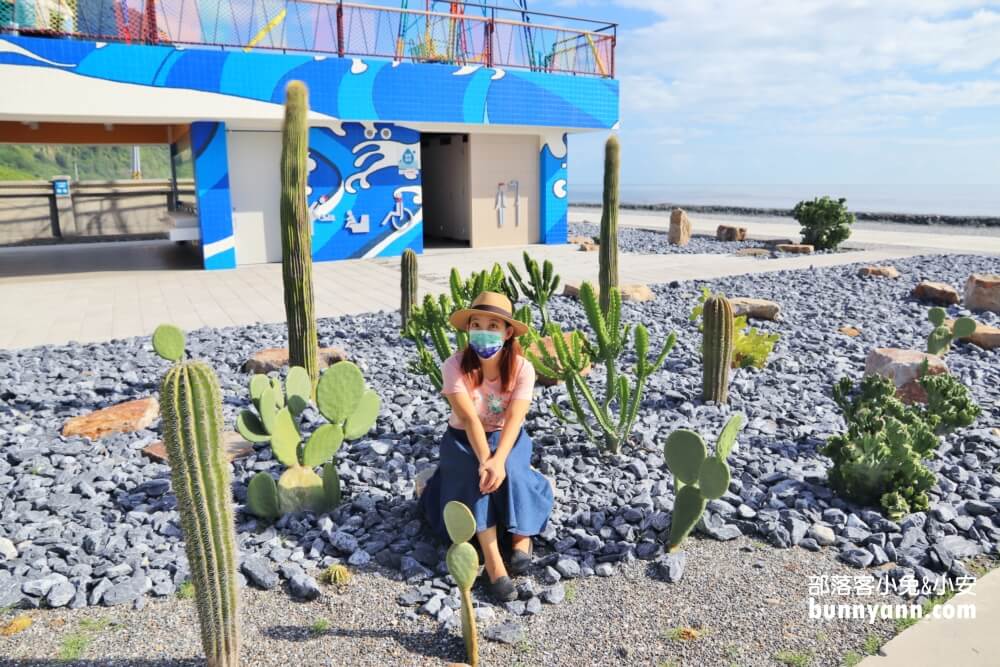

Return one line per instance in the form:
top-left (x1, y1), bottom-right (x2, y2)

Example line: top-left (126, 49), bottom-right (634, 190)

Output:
top-left (441, 352), bottom-right (535, 431)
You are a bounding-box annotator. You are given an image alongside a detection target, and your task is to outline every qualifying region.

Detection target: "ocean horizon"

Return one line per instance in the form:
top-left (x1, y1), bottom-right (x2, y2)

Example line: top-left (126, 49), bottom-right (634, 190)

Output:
top-left (568, 183), bottom-right (1000, 218)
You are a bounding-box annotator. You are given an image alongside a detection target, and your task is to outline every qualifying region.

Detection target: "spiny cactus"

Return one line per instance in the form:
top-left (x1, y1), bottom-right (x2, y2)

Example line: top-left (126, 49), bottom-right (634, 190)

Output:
top-left (319, 564), bottom-right (351, 586)
top-left (153, 324), bottom-right (240, 667)
top-left (702, 293), bottom-right (734, 404)
top-left (927, 307), bottom-right (976, 356)
top-left (507, 251), bottom-right (560, 328)
top-left (663, 415), bottom-right (741, 551)
top-left (280, 80), bottom-right (319, 394)
top-left (598, 135), bottom-right (620, 314)
top-left (525, 281), bottom-right (675, 454)
top-left (401, 248), bottom-right (418, 331)
top-left (238, 362), bottom-right (380, 519)
top-left (443, 501), bottom-right (480, 667)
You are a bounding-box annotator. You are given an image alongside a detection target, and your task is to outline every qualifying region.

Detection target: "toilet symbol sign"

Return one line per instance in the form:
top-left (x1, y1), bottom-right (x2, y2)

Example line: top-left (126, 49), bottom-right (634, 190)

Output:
top-left (398, 148), bottom-right (419, 178)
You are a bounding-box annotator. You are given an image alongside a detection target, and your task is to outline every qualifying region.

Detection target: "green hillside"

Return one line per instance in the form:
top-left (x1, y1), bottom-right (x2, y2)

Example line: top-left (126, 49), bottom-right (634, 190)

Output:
top-left (0, 145), bottom-right (193, 181)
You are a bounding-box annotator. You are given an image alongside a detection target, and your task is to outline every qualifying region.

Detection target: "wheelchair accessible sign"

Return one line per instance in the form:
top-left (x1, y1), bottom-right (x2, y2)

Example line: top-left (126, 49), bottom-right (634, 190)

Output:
top-left (398, 148), bottom-right (419, 179)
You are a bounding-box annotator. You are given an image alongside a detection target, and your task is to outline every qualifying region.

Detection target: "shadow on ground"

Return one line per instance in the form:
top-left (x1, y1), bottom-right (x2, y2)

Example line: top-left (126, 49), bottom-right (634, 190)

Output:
top-left (264, 624), bottom-right (465, 662)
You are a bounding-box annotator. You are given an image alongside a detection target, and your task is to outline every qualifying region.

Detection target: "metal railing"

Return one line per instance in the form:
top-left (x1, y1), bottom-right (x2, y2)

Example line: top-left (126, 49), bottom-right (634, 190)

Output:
top-left (0, 0), bottom-right (616, 76)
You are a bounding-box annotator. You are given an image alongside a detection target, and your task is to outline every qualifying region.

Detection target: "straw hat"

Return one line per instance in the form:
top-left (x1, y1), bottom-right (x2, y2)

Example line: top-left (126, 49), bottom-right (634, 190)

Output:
top-left (449, 291), bottom-right (529, 337)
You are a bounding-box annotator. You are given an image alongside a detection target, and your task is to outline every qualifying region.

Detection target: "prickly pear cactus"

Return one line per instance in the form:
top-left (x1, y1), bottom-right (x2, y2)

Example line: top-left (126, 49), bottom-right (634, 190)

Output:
top-left (238, 362), bottom-right (380, 519)
top-left (443, 501), bottom-right (479, 667)
top-left (663, 414), bottom-right (741, 551)
top-left (927, 307), bottom-right (976, 356)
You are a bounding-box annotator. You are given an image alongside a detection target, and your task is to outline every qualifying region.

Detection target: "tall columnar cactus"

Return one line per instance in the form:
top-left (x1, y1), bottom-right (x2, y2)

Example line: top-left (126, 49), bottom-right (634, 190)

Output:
top-left (663, 415), bottom-right (741, 551)
top-left (153, 324), bottom-right (240, 667)
top-left (598, 135), bottom-right (620, 314)
top-left (702, 293), bottom-right (734, 404)
top-left (400, 248), bottom-right (418, 331)
top-left (525, 281), bottom-right (676, 454)
top-left (280, 80), bottom-right (319, 393)
top-left (927, 307), bottom-right (976, 356)
top-left (507, 251), bottom-right (560, 328)
top-left (237, 362), bottom-right (380, 519)
top-left (443, 501), bottom-right (480, 667)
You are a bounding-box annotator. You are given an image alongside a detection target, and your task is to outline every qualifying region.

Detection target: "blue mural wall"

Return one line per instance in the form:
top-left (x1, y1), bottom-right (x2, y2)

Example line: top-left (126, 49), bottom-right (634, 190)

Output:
top-left (0, 36), bottom-right (619, 129)
top-left (540, 133), bottom-right (568, 244)
top-left (190, 122), bottom-right (236, 270)
top-left (307, 123), bottom-right (422, 261)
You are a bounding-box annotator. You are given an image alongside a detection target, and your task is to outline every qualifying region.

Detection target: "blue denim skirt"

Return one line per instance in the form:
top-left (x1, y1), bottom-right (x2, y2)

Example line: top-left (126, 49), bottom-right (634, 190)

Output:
top-left (420, 426), bottom-right (553, 541)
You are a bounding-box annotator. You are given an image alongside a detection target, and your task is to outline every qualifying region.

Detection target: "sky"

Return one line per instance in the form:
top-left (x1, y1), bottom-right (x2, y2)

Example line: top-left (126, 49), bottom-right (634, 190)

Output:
top-left (534, 1), bottom-right (1000, 186)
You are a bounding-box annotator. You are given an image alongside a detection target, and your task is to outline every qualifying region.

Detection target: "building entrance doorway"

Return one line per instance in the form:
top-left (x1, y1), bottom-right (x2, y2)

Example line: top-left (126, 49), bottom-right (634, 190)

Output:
top-left (420, 133), bottom-right (470, 248)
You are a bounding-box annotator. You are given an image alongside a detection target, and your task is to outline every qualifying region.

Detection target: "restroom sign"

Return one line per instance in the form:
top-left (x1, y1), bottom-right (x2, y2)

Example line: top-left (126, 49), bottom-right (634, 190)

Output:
top-left (398, 148), bottom-right (419, 178)
top-left (52, 178), bottom-right (70, 197)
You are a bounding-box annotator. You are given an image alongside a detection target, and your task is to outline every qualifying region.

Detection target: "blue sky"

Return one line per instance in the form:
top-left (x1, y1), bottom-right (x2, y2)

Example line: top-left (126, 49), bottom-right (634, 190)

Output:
top-left (531, 1), bottom-right (1000, 186)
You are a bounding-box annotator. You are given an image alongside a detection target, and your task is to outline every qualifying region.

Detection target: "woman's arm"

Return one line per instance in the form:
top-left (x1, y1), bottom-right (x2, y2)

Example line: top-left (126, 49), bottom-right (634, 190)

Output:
top-left (480, 398), bottom-right (530, 494)
top-left (445, 391), bottom-right (492, 464)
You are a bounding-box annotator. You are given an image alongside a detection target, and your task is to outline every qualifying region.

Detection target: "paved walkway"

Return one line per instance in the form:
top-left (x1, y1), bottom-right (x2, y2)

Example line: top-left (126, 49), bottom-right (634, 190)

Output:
top-left (1, 237), bottom-right (933, 350)
top-left (860, 567), bottom-right (1000, 667)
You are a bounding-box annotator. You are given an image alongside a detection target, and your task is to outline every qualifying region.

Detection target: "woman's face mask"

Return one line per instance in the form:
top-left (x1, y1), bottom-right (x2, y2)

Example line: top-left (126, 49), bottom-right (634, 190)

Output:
top-left (469, 330), bottom-right (505, 359)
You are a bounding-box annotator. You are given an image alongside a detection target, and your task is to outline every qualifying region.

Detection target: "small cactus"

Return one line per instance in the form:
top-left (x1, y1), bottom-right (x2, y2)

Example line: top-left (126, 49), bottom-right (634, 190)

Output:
top-left (401, 248), bottom-right (418, 331)
top-left (238, 361), bottom-right (379, 519)
top-left (702, 293), bottom-right (734, 404)
top-left (598, 135), bottom-right (620, 314)
top-left (663, 415), bottom-right (741, 551)
top-left (153, 324), bottom-right (240, 667)
top-left (443, 501), bottom-right (479, 667)
top-left (507, 251), bottom-right (560, 328)
top-left (320, 564), bottom-right (351, 586)
top-left (927, 307), bottom-right (976, 356)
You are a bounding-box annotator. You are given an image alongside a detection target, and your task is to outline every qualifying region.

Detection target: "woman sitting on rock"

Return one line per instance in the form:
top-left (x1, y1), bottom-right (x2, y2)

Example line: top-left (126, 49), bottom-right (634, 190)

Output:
top-left (419, 291), bottom-right (554, 602)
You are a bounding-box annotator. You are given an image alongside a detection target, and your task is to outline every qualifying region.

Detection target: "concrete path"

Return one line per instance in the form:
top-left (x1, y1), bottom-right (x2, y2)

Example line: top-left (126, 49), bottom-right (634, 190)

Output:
top-left (859, 567), bottom-right (1000, 667)
top-left (0, 237), bottom-right (933, 350)
top-left (569, 208), bottom-right (1000, 255)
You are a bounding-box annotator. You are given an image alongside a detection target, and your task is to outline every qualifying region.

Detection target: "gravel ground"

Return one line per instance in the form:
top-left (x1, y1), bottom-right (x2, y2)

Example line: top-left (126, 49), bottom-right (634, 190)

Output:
top-left (1, 253), bottom-right (999, 664)
top-left (0, 535), bottom-right (914, 667)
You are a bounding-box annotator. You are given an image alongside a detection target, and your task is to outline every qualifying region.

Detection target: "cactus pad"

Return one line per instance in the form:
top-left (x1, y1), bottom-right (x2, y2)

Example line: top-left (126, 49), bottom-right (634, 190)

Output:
top-left (668, 484), bottom-right (707, 550)
top-left (285, 366), bottom-right (312, 414)
top-left (446, 542), bottom-right (480, 590)
top-left (953, 317), bottom-right (976, 339)
top-left (301, 423), bottom-right (344, 467)
top-left (269, 407), bottom-right (302, 467)
top-left (258, 387), bottom-right (279, 432)
top-left (152, 324), bottom-right (185, 361)
top-left (236, 410), bottom-right (271, 443)
top-left (277, 466), bottom-right (326, 515)
top-left (716, 414), bottom-right (743, 460)
top-left (249, 374), bottom-right (270, 407)
top-left (664, 430), bottom-right (706, 485)
top-left (698, 457), bottom-right (731, 499)
top-left (443, 500), bottom-right (478, 544)
top-left (317, 361), bottom-right (366, 424)
top-left (928, 307), bottom-right (946, 327)
top-left (322, 462), bottom-right (342, 508)
top-left (344, 390), bottom-right (380, 440)
top-left (246, 472), bottom-right (281, 520)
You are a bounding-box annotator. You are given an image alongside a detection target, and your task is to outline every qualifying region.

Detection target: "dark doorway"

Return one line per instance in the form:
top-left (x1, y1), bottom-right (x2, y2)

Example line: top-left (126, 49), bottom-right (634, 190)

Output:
top-left (420, 133), bottom-right (470, 248)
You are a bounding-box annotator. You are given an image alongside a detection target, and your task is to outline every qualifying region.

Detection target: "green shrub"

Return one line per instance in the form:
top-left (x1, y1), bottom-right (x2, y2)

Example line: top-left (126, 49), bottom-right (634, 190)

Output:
top-left (792, 196), bottom-right (855, 250)
top-left (822, 369), bottom-right (979, 519)
top-left (690, 288), bottom-right (779, 369)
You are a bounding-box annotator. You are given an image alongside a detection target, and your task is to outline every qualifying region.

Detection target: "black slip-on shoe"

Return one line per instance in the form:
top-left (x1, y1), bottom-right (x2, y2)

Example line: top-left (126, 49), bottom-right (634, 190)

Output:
top-left (508, 542), bottom-right (533, 576)
top-left (487, 575), bottom-right (518, 602)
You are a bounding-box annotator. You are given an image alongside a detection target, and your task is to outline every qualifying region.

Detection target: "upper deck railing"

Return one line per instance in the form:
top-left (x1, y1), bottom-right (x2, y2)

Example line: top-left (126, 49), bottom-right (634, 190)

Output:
top-left (0, 0), bottom-right (616, 77)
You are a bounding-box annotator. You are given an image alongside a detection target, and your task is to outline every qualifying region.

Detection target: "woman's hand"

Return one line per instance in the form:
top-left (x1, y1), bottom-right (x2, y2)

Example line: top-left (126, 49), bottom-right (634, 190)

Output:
top-left (478, 456), bottom-right (507, 494)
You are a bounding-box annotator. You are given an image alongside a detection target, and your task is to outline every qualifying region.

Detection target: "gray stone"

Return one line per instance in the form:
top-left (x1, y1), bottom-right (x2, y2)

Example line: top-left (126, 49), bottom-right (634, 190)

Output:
top-left (808, 524), bottom-right (836, 546)
top-left (540, 566), bottom-right (561, 584)
top-left (241, 556), bottom-right (279, 590)
top-left (555, 558), bottom-right (581, 578)
top-left (484, 621), bottom-right (525, 644)
top-left (799, 538), bottom-right (821, 552)
top-left (102, 573), bottom-right (145, 606)
top-left (655, 552), bottom-right (687, 583)
top-left (594, 562), bottom-right (614, 577)
top-left (45, 580), bottom-right (76, 608)
top-left (420, 595), bottom-right (442, 616)
top-left (541, 583), bottom-right (566, 604)
top-left (288, 574), bottom-right (321, 601)
top-left (840, 548), bottom-right (875, 569)
top-left (0, 537), bottom-right (17, 561)
top-left (524, 596), bottom-right (543, 615)
top-left (22, 573), bottom-right (67, 598)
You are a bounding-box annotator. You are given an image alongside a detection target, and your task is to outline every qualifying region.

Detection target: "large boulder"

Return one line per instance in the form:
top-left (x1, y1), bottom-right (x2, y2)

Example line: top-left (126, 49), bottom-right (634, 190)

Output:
top-left (62, 397), bottom-right (159, 440)
top-left (729, 297), bottom-right (780, 321)
top-left (734, 248), bottom-right (771, 258)
top-left (526, 332), bottom-right (592, 386)
top-left (716, 225), bottom-right (747, 242)
top-left (620, 284), bottom-right (655, 302)
top-left (858, 265), bottom-right (899, 279)
top-left (864, 348), bottom-right (949, 404)
top-left (668, 208), bottom-right (691, 246)
top-left (142, 431), bottom-right (255, 464)
top-left (964, 274), bottom-right (1000, 313)
top-left (243, 347), bottom-right (348, 374)
top-left (912, 281), bottom-right (960, 305)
